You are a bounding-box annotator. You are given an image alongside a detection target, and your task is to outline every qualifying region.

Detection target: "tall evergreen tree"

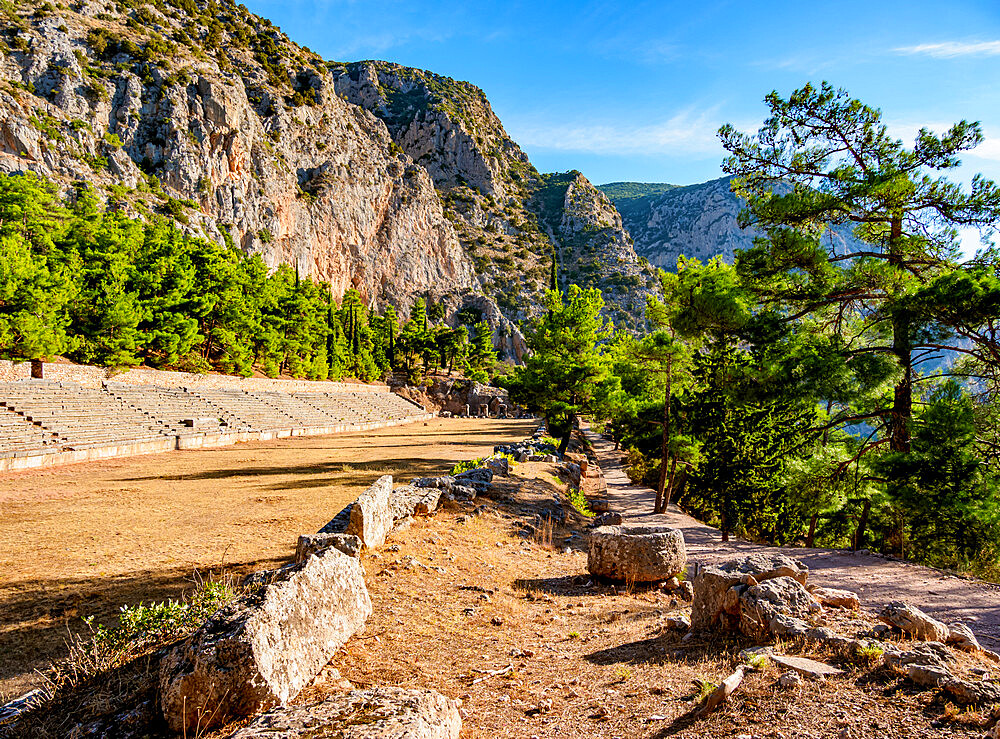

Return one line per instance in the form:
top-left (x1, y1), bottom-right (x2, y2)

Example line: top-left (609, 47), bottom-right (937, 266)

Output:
top-left (720, 82), bottom-right (1000, 455)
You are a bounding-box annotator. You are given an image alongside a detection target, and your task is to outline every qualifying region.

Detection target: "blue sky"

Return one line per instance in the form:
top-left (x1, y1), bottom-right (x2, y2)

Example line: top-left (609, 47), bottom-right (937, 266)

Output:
top-left (244, 0), bottom-right (1000, 190)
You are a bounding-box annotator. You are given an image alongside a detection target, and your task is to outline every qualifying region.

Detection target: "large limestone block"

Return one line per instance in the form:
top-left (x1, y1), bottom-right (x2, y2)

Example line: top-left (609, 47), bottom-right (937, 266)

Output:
top-left (879, 601), bottom-right (949, 642)
top-left (295, 533), bottom-right (362, 562)
top-left (587, 525), bottom-right (686, 582)
top-left (159, 548), bottom-right (373, 734)
top-left (347, 474), bottom-right (394, 549)
top-left (224, 687), bottom-right (462, 739)
top-left (739, 576), bottom-right (822, 636)
top-left (691, 553), bottom-right (809, 630)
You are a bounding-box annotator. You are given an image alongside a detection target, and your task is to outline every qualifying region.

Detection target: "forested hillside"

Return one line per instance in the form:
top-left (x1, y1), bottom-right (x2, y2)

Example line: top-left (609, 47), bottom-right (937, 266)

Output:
top-left (0, 173), bottom-right (497, 382)
top-left (0, 0), bottom-right (660, 371)
top-left (508, 83), bottom-right (1000, 577)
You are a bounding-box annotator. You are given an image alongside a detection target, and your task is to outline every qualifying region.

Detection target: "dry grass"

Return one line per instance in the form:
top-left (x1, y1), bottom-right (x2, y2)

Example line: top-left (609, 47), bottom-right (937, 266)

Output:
top-left (0, 418), bottom-right (535, 699)
top-left (279, 466), bottom-right (999, 739)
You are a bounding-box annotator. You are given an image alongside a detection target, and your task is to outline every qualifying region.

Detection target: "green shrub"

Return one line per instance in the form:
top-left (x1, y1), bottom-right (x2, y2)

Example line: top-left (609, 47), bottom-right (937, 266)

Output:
top-left (567, 486), bottom-right (594, 517)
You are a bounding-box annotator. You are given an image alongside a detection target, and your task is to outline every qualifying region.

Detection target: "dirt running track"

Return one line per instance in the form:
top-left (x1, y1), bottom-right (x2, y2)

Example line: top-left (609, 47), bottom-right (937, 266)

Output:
top-left (0, 417), bottom-right (536, 700)
top-left (586, 430), bottom-right (1000, 649)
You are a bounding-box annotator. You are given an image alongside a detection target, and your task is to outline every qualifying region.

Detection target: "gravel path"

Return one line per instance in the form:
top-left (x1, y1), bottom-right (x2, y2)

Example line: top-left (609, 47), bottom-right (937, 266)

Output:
top-left (586, 430), bottom-right (1000, 648)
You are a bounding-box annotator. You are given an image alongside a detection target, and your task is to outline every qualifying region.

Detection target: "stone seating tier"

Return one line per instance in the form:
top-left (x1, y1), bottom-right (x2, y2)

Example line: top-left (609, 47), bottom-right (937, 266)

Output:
top-left (0, 381), bottom-right (428, 462)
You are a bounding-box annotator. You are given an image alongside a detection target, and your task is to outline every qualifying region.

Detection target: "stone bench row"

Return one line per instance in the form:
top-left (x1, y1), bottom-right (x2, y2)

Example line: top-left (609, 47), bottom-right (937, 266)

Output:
top-left (158, 472), bottom-right (460, 738)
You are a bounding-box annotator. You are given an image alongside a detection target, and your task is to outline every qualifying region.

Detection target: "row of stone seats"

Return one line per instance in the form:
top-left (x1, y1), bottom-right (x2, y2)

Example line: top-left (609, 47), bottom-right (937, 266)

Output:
top-left (249, 391), bottom-right (348, 428)
top-left (0, 406), bottom-right (61, 457)
top-left (105, 383), bottom-right (248, 436)
top-left (0, 382), bottom-right (169, 449)
top-left (0, 381), bottom-right (428, 459)
top-left (187, 388), bottom-right (300, 432)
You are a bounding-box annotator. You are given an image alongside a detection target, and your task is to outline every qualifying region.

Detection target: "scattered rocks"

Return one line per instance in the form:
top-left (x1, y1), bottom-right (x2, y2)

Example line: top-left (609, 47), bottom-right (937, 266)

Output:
top-left (739, 577), bottom-right (822, 636)
top-left (590, 498), bottom-right (611, 513)
top-left (903, 663), bottom-right (1000, 706)
top-left (664, 614), bottom-right (691, 631)
top-left (295, 533), bottom-right (362, 562)
top-left (769, 654), bottom-right (844, 680)
top-left (809, 586), bottom-right (861, 610)
top-left (159, 548), bottom-right (373, 734)
top-left (592, 511), bottom-right (622, 527)
top-left (778, 671), bottom-right (802, 688)
top-left (455, 468), bottom-right (493, 484)
top-left (224, 687), bottom-right (462, 738)
top-left (878, 601), bottom-right (950, 642)
top-left (944, 622), bottom-right (1000, 661)
top-left (484, 456), bottom-right (510, 477)
top-left (587, 525), bottom-right (687, 583)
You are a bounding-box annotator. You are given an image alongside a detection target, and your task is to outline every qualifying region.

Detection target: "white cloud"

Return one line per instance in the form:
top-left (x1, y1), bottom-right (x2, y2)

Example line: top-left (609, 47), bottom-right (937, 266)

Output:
top-left (508, 108), bottom-right (732, 156)
top-left (894, 41), bottom-right (1000, 58)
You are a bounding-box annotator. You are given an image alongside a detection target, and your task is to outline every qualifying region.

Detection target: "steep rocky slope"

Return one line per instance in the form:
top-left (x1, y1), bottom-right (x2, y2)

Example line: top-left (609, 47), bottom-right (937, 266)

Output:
top-left (0, 0), bottom-right (476, 317)
top-left (331, 61), bottom-right (659, 330)
top-left (0, 0), bottom-right (660, 349)
top-left (602, 177), bottom-right (859, 270)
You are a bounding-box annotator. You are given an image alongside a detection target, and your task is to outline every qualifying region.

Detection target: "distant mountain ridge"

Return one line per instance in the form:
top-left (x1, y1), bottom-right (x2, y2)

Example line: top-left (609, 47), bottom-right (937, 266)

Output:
top-left (600, 176), bottom-right (861, 270)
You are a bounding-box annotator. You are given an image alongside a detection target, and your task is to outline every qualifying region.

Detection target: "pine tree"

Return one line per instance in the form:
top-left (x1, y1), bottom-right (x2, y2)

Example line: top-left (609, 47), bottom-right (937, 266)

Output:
top-left (720, 82), bottom-right (1000, 455)
top-left (506, 285), bottom-right (616, 454)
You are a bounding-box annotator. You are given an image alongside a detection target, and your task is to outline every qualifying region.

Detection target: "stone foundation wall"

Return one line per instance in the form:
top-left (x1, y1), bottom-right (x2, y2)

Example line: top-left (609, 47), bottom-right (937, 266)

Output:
top-left (0, 360), bottom-right (389, 394)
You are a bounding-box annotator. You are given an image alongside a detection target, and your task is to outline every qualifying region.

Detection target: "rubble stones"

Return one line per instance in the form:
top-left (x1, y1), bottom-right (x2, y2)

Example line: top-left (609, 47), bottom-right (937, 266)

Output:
top-left (455, 467), bottom-right (493, 484)
top-left (414, 488), bottom-right (444, 515)
top-left (295, 533), bottom-right (362, 562)
top-left (809, 586), bottom-right (861, 610)
top-left (587, 525), bottom-right (686, 582)
top-left (878, 601), bottom-right (950, 642)
top-left (592, 512), bottom-right (622, 527)
top-left (484, 457), bottom-right (510, 477)
top-left (946, 622), bottom-right (987, 654)
top-left (159, 548), bottom-right (373, 734)
top-left (904, 664), bottom-right (1000, 706)
top-left (224, 687), bottom-right (462, 739)
top-left (778, 671), bottom-right (802, 688)
top-left (739, 577), bottom-right (822, 636)
top-left (691, 554), bottom-right (809, 631)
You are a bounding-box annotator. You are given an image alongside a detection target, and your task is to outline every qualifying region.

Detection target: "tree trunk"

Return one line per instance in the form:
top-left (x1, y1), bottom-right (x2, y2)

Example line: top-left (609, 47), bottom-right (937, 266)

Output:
top-left (558, 415), bottom-right (574, 456)
top-left (855, 498), bottom-right (872, 551)
top-left (661, 458), bottom-right (679, 513)
top-left (887, 215), bottom-right (912, 454)
top-left (655, 385), bottom-right (671, 514)
top-left (805, 513), bottom-right (818, 548)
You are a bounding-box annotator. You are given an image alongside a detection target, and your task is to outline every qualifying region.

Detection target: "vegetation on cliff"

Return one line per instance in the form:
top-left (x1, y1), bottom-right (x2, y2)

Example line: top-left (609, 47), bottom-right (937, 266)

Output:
top-left (0, 172), bottom-right (495, 382)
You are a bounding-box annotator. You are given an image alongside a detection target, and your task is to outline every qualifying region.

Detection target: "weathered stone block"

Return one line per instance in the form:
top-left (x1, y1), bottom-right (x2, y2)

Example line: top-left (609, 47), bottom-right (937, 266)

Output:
top-left (691, 553), bottom-right (809, 630)
top-left (485, 456), bottom-right (510, 476)
top-left (739, 577), bottom-right (822, 635)
top-left (347, 474), bottom-right (394, 549)
top-left (879, 601), bottom-right (949, 642)
top-left (587, 525), bottom-right (686, 582)
top-left (224, 687), bottom-right (462, 739)
top-left (159, 548), bottom-right (372, 734)
top-left (295, 533), bottom-right (362, 562)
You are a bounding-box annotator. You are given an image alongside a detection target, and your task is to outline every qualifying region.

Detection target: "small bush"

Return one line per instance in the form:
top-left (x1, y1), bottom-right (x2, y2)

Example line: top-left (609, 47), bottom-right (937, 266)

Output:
top-left (567, 487), bottom-right (594, 517)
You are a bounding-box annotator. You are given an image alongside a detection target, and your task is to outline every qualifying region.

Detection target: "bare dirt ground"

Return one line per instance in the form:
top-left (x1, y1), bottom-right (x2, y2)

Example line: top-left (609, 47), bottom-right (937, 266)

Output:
top-left (270, 459), bottom-right (998, 739)
top-left (0, 417), bottom-right (535, 700)
top-left (585, 430), bottom-right (1000, 652)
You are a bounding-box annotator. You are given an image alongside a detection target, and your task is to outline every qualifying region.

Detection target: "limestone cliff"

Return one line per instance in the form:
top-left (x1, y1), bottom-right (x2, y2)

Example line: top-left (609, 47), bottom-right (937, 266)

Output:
top-left (532, 172), bottom-right (659, 330)
top-left (331, 61), bottom-right (658, 330)
top-left (602, 176), bottom-right (859, 270)
top-left (0, 0), bottom-right (475, 316)
top-left (0, 0), bottom-right (658, 352)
